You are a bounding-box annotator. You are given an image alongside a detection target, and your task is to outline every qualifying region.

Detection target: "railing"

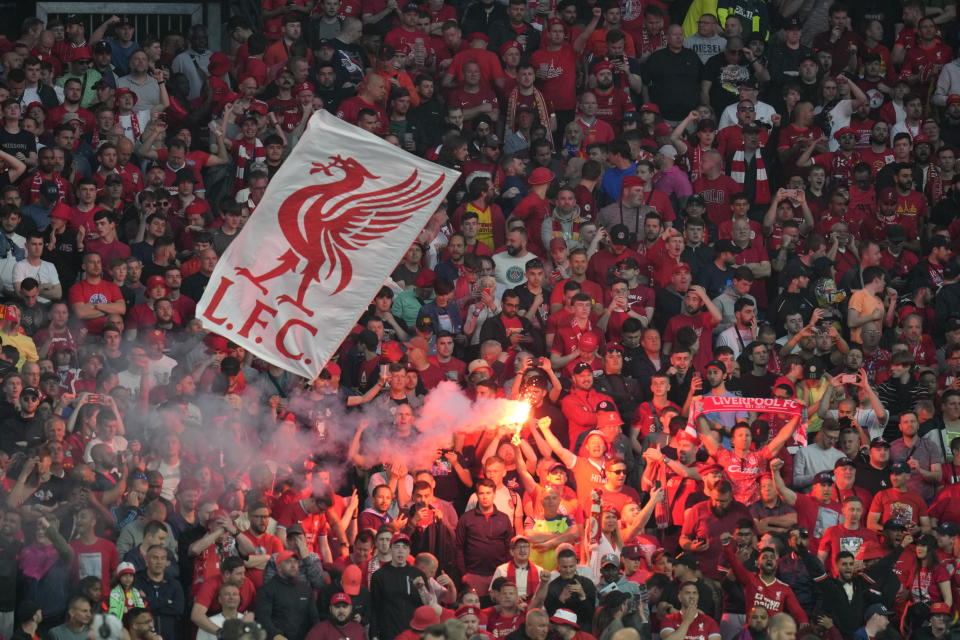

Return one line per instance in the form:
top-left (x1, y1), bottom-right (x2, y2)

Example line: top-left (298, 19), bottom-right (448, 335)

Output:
top-left (35, 2), bottom-right (224, 50)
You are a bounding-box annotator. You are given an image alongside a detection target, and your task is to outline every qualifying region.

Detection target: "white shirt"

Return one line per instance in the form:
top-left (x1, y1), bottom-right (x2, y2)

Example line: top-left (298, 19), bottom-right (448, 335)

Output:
top-left (493, 251), bottom-right (536, 286)
top-left (824, 408), bottom-right (887, 441)
top-left (718, 100), bottom-right (776, 130)
top-left (171, 49), bottom-right (213, 100)
top-left (13, 258), bottom-right (60, 303)
top-left (715, 325), bottom-right (755, 360)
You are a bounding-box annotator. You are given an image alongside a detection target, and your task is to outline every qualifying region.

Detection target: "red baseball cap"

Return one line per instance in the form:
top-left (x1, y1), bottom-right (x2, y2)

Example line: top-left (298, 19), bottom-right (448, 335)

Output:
top-left (276, 550), bottom-right (298, 564)
top-left (330, 592), bottom-right (352, 606)
top-left (529, 167), bottom-right (554, 185)
top-left (578, 332), bottom-right (599, 350)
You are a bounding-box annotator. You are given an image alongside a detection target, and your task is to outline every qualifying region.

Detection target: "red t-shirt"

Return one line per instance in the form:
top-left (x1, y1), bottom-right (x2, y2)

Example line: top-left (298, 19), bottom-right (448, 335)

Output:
top-left (239, 530), bottom-right (283, 589)
top-left (529, 44), bottom-right (578, 111)
top-left (193, 575), bottom-right (258, 611)
top-left (663, 311), bottom-right (717, 372)
top-left (793, 493), bottom-right (841, 552)
top-left (692, 174), bottom-right (739, 227)
top-left (549, 279), bottom-right (604, 308)
top-left (68, 279), bottom-right (124, 334)
top-left (274, 499), bottom-right (330, 552)
top-left (818, 524), bottom-right (879, 575)
top-left (71, 537), bottom-right (119, 595)
top-left (868, 488), bottom-right (928, 528)
top-left (712, 447), bottom-right (771, 506)
top-left (335, 96), bottom-right (388, 134)
top-left (895, 190), bottom-right (928, 221)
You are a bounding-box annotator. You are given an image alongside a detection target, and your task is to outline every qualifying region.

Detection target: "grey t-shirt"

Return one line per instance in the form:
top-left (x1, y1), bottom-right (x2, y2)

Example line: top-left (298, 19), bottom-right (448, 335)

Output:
top-left (684, 34), bottom-right (727, 64)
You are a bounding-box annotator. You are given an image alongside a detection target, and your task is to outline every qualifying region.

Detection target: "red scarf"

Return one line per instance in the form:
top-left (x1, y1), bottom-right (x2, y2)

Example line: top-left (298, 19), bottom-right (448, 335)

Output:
top-left (117, 111), bottom-right (142, 140)
top-left (505, 562), bottom-right (540, 599)
top-left (730, 148), bottom-right (771, 205)
top-left (549, 216), bottom-right (583, 243)
top-left (925, 163), bottom-right (944, 203)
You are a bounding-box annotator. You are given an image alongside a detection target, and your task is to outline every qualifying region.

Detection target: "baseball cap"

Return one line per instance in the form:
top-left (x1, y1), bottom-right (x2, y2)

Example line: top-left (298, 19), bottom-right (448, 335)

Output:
top-left (116, 562), bottom-right (136, 576)
top-left (882, 518), bottom-right (906, 531)
top-left (285, 523), bottom-right (305, 536)
top-left (330, 592), bottom-right (352, 606)
top-left (529, 167), bottom-right (554, 185)
top-left (640, 102), bottom-right (660, 114)
top-left (713, 239), bottom-right (741, 254)
top-left (705, 360), bottom-right (726, 373)
top-left (483, 133), bottom-right (503, 149)
top-left (930, 235), bottom-right (951, 249)
top-left (39, 182), bottom-right (60, 201)
top-left (864, 604), bottom-right (893, 620)
top-left (600, 553), bottom-right (620, 567)
top-left (621, 175), bottom-right (645, 190)
top-left (511, 535), bottom-right (530, 546)
top-left (869, 437), bottom-right (890, 449)
top-left (609, 223), bottom-right (634, 246)
top-left (456, 606), bottom-right (481, 619)
top-left (19, 386), bottom-right (39, 399)
top-left (784, 15), bottom-right (802, 29)
top-left (813, 471), bottom-right (835, 485)
top-left (834, 457), bottom-right (855, 468)
top-left (276, 550), bottom-right (298, 564)
top-left (605, 341), bottom-right (625, 354)
top-left (390, 532), bottom-right (411, 546)
top-left (621, 545), bottom-right (642, 560)
top-left (573, 361), bottom-right (592, 374)
top-left (410, 606), bottom-right (441, 631)
top-left (890, 461), bottom-right (910, 474)
top-left (949, 94), bottom-right (960, 106)
top-left (937, 522), bottom-right (959, 536)
top-left (579, 332), bottom-right (599, 350)
top-left (341, 565), bottom-right (361, 595)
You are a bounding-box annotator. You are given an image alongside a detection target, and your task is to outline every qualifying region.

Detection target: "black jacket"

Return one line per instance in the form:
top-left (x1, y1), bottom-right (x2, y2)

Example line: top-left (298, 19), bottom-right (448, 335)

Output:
top-left (545, 575), bottom-right (598, 630)
top-left (817, 549), bottom-right (900, 639)
top-left (369, 563), bottom-right (426, 640)
top-left (134, 572), bottom-right (186, 640)
top-left (479, 312), bottom-right (544, 356)
top-left (255, 574), bottom-right (319, 640)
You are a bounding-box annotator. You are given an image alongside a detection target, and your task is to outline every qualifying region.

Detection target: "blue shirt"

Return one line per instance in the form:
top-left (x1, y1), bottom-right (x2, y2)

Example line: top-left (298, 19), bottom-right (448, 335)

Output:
top-left (600, 162), bottom-right (638, 203)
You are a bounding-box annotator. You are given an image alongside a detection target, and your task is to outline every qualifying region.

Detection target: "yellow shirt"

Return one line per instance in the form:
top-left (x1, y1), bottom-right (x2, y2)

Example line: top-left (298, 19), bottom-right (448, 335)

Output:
top-left (0, 331), bottom-right (39, 369)
top-left (466, 202), bottom-right (495, 251)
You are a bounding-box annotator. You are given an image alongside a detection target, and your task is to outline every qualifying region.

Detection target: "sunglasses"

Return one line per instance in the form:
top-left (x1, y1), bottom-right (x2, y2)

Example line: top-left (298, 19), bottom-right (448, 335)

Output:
top-left (610, 468), bottom-right (627, 475)
top-left (738, 106), bottom-right (756, 112)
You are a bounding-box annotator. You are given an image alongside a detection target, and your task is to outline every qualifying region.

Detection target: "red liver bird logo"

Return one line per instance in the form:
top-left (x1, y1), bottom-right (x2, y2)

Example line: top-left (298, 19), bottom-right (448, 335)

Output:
top-left (235, 155), bottom-right (444, 315)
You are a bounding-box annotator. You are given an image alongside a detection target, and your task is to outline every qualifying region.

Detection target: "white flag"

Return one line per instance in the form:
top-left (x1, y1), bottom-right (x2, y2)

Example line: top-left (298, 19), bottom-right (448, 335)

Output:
top-left (197, 110), bottom-right (459, 379)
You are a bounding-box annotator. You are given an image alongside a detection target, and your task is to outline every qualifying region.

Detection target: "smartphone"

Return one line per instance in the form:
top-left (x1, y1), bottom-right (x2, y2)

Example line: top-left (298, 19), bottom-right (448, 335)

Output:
top-left (483, 287), bottom-right (492, 295)
top-left (839, 374), bottom-right (858, 384)
top-left (379, 364), bottom-right (388, 379)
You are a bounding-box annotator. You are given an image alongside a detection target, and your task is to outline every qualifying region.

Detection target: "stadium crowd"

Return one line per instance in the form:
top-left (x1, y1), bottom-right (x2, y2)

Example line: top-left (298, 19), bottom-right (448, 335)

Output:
top-left (2, 2), bottom-right (960, 640)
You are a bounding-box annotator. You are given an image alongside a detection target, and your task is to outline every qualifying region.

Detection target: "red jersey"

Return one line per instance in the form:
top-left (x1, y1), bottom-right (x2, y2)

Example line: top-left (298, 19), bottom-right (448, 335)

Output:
top-left (713, 447), bottom-right (771, 505)
top-left (859, 148), bottom-right (894, 175)
top-left (778, 124), bottom-right (825, 176)
top-left (46, 105), bottom-right (95, 134)
top-left (578, 117), bottom-right (616, 147)
top-left (724, 544), bottom-right (809, 622)
top-left (660, 612), bottom-right (721, 640)
top-left (274, 499), bottom-right (330, 552)
top-left (155, 149), bottom-right (213, 193)
top-left (593, 86), bottom-right (633, 133)
top-left (482, 608), bottom-right (525, 638)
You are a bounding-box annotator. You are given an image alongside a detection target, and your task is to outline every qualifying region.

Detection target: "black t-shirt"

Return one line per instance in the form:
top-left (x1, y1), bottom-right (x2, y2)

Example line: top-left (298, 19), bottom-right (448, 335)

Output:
top-left (0, 127), bottom-right (36, 162)
top-left (703, 53), bottom-right (753, 114)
